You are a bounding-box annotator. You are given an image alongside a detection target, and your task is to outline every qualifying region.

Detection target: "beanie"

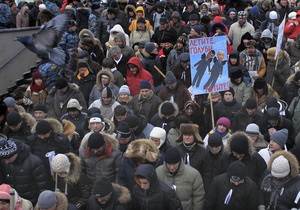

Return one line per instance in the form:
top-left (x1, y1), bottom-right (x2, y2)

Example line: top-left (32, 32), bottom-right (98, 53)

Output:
top-left (87, 107), bottom-right (101, 117)
top-left (32, 69), bottom-right (43, 80)
top-left (88, 132), bottom-right (105, 149)
top-left (216, 117), bottom-right (231, 130)
top-left (0, 139), bottom-right (18, 159)
top-left (208, 133), bottom-right (223, 147)
top-left (270, 128), bottom-right (288, 148)
top-left (223, 87), bottom-right (235, 97)
top-left (266, 107), bottom-right (280, 125)
top-left (289, 11), bottom-right (297, 20)
top-left (91, 2), bottom-right (100, 10)
top-left (33, 104), bottom-right (47, 113)
top-left (51, 154), bottom-right (71, 174)
top-left (36, 120), bottom-right (53, 134)
top-left (67, 98), bottom-right (82, 110)
top-left (140, 80), bottom-right (152, 90)
top-left (177, 35), bottom-right (187, 46)
top-left (210, 4), bottom-right (219, 11)
top-left (228, 160), bottom-right (247, 181)
top-left (38, 190), bottom-right (58, 209)
top-left (249, 6), bottom-right (259, 15)
top-left (189, 13), bottom-right (198, 21)
top-left (6, 111), bottom-right (21, 126)
top-left (92, 177), bottom-right (113, 197)
top-left (164, 71), bottom-right (177, 84)
top-left (230, 69), bottom-right (243, 80)
top-left (266, 97), bottom-right (279, 109)
top-left (55, 78), bottom-right (68, 89)
top-left (161, 102), bottom-right (175, 116)
top-left (271, 155), bottom-right (290, 178)
top-left (245, 98), bottom-right (257, 109)
top-left (253, 78), bottom-right (267, 90)
top-left (119, 85), bottom-right (130, 95)
top-left (116, 122), bottom-right (132, 138)
top-left (245, 123), bottom-right (260, 135)
top-left (269, 11), bottom-right (277, 20)
top-left (179, 52), bottom-right (190, 62)
top-left (0, 184), bottom-right (12, 200)
top-left (165, 147), bottom-right (181, 163)
top-left (125, 115), bottom-right (139, 128)
top-left (238, 11), bottom-right (247, 19)
top-left (201, 15), bottom-right (210, 24)
top-left (137, 17), bottom-right (146, 24)
top-left (144, 42), bottom-right (156, 54)
top-left (150, 127), bottom-right (166, 148)
top-left (230, 134), bottom-right (249, 154)
top-left (192, 25), bottom-right (202, 35)
top-left (89, 113), bottom-right (104, 124)
top-left (102, 87), bottom-right (113, 98)
top-left (159, 17), bottom-right (169, 24)
top-left (3, 97), bottom-right (16, 108)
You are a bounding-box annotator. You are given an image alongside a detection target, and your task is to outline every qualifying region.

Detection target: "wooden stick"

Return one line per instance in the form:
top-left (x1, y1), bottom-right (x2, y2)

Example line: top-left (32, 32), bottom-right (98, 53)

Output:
top-left (154, 65), bottom-right (166, 78)
top-left (209, 93), bottom-right (215, 129)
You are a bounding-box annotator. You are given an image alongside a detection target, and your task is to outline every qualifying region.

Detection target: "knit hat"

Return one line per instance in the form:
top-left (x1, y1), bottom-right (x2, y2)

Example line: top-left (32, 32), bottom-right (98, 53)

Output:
top-left (265, 107), bottom-right (280, 125)
top-left (0, 139), bottom-right (18, 159)
top-left (208, 133), bottom-right (223, 147)
top-left (119, 85), bottom-right (130, 95)
top-left (137, 17), bottom-right (146, 24)
top-left (223, 87), bottom-right (235, 97)
top-left (165, 147), bottom-right (181, 163)
top-left (230, 134), bottom-right (249, 154)
top-left (288, 11), bottom-right (296, 20)
top-left (192, 25), bottom-right (202, 35)
top-left (92, 177), bottom-right (113, 197)
top-left (102, 87), bottom-right (113, 98)
top-left (210, 4), bottom-right (219, 11)
top-left (38, 190), bottom-right (58, 209)
top-left (159, 17), bottom-right (169, 24)
top-left (266, 97), bottom-right (279, 109)
top-left (0, 184), bottom-right (12, 200)
top-left (55, 78), bottom-right (68, 89)
top-left (269, 11), bottom-right (277, 20)
top-left (88, 132), bottom-right (105, 149)
top-left (216, 117), bottom-right (231, 130)
top-left (150, 127), bottom-right (166, 148)
top-left (125, 115), bottom-right (139, 128)
top-left (179, 52), bottom-right (190, 62)
top-left (249, 6), bottom-right (259, 15)
top-left (245, 98), bottom-right (257, 109)
top-left (270, 128), bottom-right (288, 148)
top-left (67, 98), bottom-right (82, 110)
top-left (271, 155), bottom-right (290, 178)
top-left (245, 123), bottom-right (260, 135)
top-left (36, 120), bottom-right (53, 134)
top-left (161, 102), bottom-right (175, 116)
top-left (116, 122), bottom-right (132, 138)
top-left (164, 71), bottom-right (177, 84)
top-left (3, 97), bottom-right (16, 108)
top-left (230, 69), bottom-right (243, 80)
top-left (155, 1), bottom-right (165, 8)
top-left (144, 42), bottom-right (156, 53)
top-left (228, 160), bottom-right (247, 181)
top-left (177, 35), bottom-right (187, 45)
top-left (186, 0), bottom-right (194, 5)
top-left (91, 2), bottom-right (100, 10)
top-left (238, 11), bottom-right (247, 19)
top-left (33, 104), bottom-right (47, 113)
top-left (39, 3), bottom-right (46, 9)
top-left (253, 78), bottom-right (267, 90)
top-left (140, 80), bottom-right (152, 90)
top-left (6, 111), bottom-right (21, 126)
top-left (189, 13), bottom-right (198, 21)
top-left (89, 113), bottom-right (104, 124)
top-left (32, 69), bottom-right (43, 80)
top-left (201, 15), bottom-right (210, 24)
top-left (52, 154), bottom-right (71, 174)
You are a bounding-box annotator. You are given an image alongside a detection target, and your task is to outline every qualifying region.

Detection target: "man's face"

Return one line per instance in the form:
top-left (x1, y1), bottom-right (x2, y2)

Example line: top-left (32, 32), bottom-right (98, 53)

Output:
top-left (4, 154), bottom-right (17, 164)
top-left (118, 136), bottom-right (131, 145)
top-left (187, 4), bottom-right (193, 10)
top-left (230, 57), bottom-right (237, 65)
top-left (90, 122), bottom-right (104, 132)
top-left (230, 178), bottom-right (245, 186)
top-left (115, 114), bottom-right (126, 122)
top-left (68, 109), bottom-right (79, 118)
top-left (101, 77), bottom-right (109, 85)
top-left (136, 11), bottom-right (143, 18)
top-left (8, 122), bottom-right (22, 132)
top-left (181, 60), bottom-right (190, 69)
top-left (79, 67), bottom-right (88, 75)
top-left (166, 162), bottom-right (180, 173)
top-left (38, 131), bottom-right (51, 140)
top-left (166, 82), bottom-right (177, 90)
top-left (235, 77), bottom-right (242, 84)
top-left (112, 52), bottom-right (121, 61)
top-left (238, 17), bottom-right (246, 25)
top-left (34, 111), bottom-right (47, 121)
top-left (246, 108), bottom-right (256, 116)
top-left (247, 134), bottom-right (258, 142)
top-left (160, 23), bottom-right (168, 30)
top-left (211, 9), bottom-right (219, 16)
top-left (269, 140), bottom-right (282, 152)
top-left (140, 89), bottom-right (151, 99)
top-left (217, 52), bottom-right (224, 61)
top-left (224, 92), bottom-right (233, 102)
top-left (189, 19), bottom-right (197, 26)
top-left (209, 145), bottom-right (222, 155)
top-left (102, 97), bottom-right (112, 105)
top-left (172, 17), bottom-right (178, 23)
top-left (247, 46), bottom-right (256, 55)
top-left (129, 66), bottom-right (138, 75)
top-left (107, 13), bottom-right (115, 20)
top-left (229, 13), bottom-right (236, 19)
top-left (137, 22), bottom-right (146, 31)
top-left (139, 178), bottom-right (150, 191)
top-left (280, 0), bottom-right (287, 6)
top-left (57, 86), bottom-right (68, 94)
top-left (150, 137), bottom-right (160, 147)
top-left (232, 151), bottom-right (245, 160)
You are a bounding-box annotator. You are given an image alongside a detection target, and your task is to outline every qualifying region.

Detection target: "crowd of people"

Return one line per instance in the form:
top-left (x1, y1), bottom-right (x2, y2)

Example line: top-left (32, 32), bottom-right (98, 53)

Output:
top-left (1, 0), bottom-right (300, 209)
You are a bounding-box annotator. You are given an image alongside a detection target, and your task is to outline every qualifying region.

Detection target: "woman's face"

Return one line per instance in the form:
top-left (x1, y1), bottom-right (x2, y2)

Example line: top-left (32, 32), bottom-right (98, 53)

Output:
top-left (35, 78), bottom-right (43, 86)
top-left (217, 124), bottom-right (227, 133)
top-left (119, 93), bottom-right (129, 102)
top-left (185, 106), bottom-right (194, 116)
top-left (183, 134), bottom-right (194, 144)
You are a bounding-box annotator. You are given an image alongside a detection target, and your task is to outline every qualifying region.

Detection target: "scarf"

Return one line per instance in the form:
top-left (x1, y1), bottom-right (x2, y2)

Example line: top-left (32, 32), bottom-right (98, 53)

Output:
top-left (84, 141), bottom-right (113, 161)
top-left (30, 81), bottom-right (46, 93)
top-left (77, 69), bottom-right (89, 80)
top-left (182, 142), bottom-right (196, 165)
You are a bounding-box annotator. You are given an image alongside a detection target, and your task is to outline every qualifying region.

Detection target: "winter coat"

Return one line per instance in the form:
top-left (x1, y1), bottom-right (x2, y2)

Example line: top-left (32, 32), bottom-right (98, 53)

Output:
top-left (156, 160), bottom-right (205, 210)
top-left (288, 92), bottom-right (300, 134)
top-left (2, 140), bottom-right (48, 205)
top-left (76, 6), bottom-right (89, 33)
top-left (151, 24), bottom-right (178, 46)
top-left (16, 6), bottom-right (29, 28)
top-left (24, 85), bottom-right (47, 105)
top-left (284, 18), bottom-right (300, 41)
top-left (215, 131), bottom-right (267, 186)
top-left (228, 21), bottom-right (255, 49)
top-left (126, 57), bottom-right (154, 96)
top-left (229, 80), bottom-right (252, 106)
top-left (86, 183), bottom-right (131, 210)
top-left (166, 47), bottom-right (186, 72)
top-left (88, 69), bottom-right (119, 105)
top-left (46, 83), bottom-right (87, 119)
top-left (131, 115), bottom-right (154, 139)
top-left (36, 9), bottom-right (54, 26)
top-left (109, 24), bottom-right (130, 46)
top-left (53, 153), bottom-right (91, 210)
top-left (132, 164), bottom-right (183, 210)
top-left (111, 67), bottom-right (125, 87)
top-left (79, 132), bottom-right (122, 185)
top-left (281, 74), bottom-right (300, 106)
top-left (286, 40), bottom-right (300, 66)
top-left (251, 83), bottom-right (279, 110)
top-left (130, 28), bottom-right (154, 47)
top-left (172, 63), bottom-right (192, 88)
top-left (204, 173), bottom-right (258, 210)
top-left (213, 98), bottom-right (242, 123)
top-left (128, 6), bottom-right (153, 32)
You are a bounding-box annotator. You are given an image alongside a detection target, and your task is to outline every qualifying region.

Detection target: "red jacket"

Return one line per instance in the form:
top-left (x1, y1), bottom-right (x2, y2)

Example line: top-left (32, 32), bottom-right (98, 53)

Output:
top-left (126, 57), bottom-right (154, 96)
top-left (284, 20), bottom-right (300, 41)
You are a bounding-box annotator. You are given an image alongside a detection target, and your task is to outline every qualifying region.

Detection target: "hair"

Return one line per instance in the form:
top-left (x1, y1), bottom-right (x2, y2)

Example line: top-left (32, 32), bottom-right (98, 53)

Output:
top-left (114, 105), bottom-right (127, 116)
top-left (109, 45), bottom-right (122, 56)
top-left (102, 57), bottom-right (116, 69)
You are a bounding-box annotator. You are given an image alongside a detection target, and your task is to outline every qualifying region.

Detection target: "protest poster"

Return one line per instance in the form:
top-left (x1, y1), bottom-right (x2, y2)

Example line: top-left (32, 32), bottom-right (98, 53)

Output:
top-left (189, 36), bottom-right (229, 95)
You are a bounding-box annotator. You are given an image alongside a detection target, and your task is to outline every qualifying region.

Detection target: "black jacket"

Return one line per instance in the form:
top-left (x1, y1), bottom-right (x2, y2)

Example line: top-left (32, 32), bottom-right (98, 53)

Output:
top-left (214, 99), bottom-right (242, 123)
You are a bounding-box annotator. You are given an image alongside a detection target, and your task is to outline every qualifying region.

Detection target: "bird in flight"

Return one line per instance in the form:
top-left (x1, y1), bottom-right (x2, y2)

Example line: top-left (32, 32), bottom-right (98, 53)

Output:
top-left (15, 13), bottom-right (71, 68)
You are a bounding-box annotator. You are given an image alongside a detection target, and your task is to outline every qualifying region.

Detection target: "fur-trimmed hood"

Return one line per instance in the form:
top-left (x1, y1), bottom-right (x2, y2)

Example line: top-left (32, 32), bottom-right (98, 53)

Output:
top-left (57, 152), bottom-right (82, 185)
top-left (34, 191), bottom-right (68, 210)
top-left (158, 101), bottom-right (179, 118)
top-left (31, 118), bottom-right (63, 134)
top-left (267, 47), bottom-right (290, 66)
top-left (124, 139), bottom-right (160, 163)
top-left (96, 69), bottom-right (115, 89)
top-left (267, 150), bottom-right (299, 178)
top-left (61, 119), bottom-right (76, 136)
top-left (124, 4), bottom-right (136, 15)
top-left (112, 183), bottom-right (131, 204)
top-left (79, 28), bottom-right (95, 41)
top-left (226, 131), bottom-right (256, 157)
top-left (176, 123), bottom-right (203, 144)
top-left (20, 112), bottom-right (36, 130)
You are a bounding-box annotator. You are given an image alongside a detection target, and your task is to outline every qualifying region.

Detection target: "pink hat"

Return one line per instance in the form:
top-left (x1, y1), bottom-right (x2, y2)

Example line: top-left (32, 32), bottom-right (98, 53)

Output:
top-left (0, 184), bottom-right (12, 200)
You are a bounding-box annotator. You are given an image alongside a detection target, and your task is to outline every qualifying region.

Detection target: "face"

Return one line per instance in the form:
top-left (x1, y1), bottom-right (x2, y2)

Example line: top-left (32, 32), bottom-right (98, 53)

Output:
top-left (181, 60), bottom-right (190, 69)
top-left (101, 77), bottom-right (109, 85)
top-left (176, 42), bottom-right (183, 49)
top-left (238, 17), bottom-right (246, 24)
top-left (207, 51), bottom-right (215, 59)
top-left (0, 200), bottom-right (10, 210)
top-left (90, 122), bottom-right (104, 132)
top-left (232, 151), bottom-right (245, 160)
top-left (217, 124), bottom-right (227, 133)
top-left (183, 134), bottom-right (194, 144)
top-left (57, 86), bottom-right (68, 94)
top-left (230, 178), bottom-right (244, 186)
top-left (34, 111), bottom-right (47, 121)
top-left (280, 0), bottom-right (287, 6)
top-left (35, 78), bottom-right (43, 86)
top-left (212, 9), bottom-right (219, 16)
top-left (247, 134), bottom-right (258, 142)
top-left (190, 28), bottom-right (199, 37)
top-left (224, 92), bottom-right (233, 102)
top-left (115, 39), bottom-right (123, 47)
top-left (139, 178), bottom-right (150, 191)
top-left (230, 57), bottom-right (237, 64)
top-left (185, 106), bottom-right (194, 116)
top-left (68, 109), bottom-right (79, 118)
top-left (119, 93), bottom-right (129, 102)
top-left (166, 162), bottom-right (180, 173)
top-left (269, 140), bottom-right (282, 152)
top-left (229, 13), bottom-right (236, 19)
top-left (4, 154), bottom-right (17, 164)
top-left (97, 192), bottom-right (112, 204)
top-left (79, 67), bottom-right (88, 75)
top-left (115, 115), bottom-right (126, 122)
top-left (136, 11), bottom-right (143, 18)
top-left (256, 88), bottom-right (264, 95)
top-left (150, 137), bottom-right (160, 147)
top-left (112, 52), bottom-right (121, 60)
top-left (102, 97), bottom-right (112, 105)
top-left (107, 13), bottom-right (115, 20)
top-left (160, 23), bottom-right (168, 30)
top-left (166, 82), bottom-right (177, 90)
top-left (69, 25), bottom-right (76, 32)
top-left (38, 131), bottom-right (51, 139)
top-left (217, 52), bottom-right (224, 61)
top-left (247, 46), bottom-right (256, 56)
top-left (129, 66), bottom-right (138, 75)
top-left (137, 22), bottom-right (146, 31)
top-left (8, 121), bottom-right (21, 132)
top-left (118, 136), bottom-right (131, 145)
top-left (246, 108), bottom-right (256, 116)
top-left (209, 145), bottom-right (222, 155)
top-left (189, 19), bottom-right (197, 26)
top-left (90, 146), bottom-right (104, 156)
top-left (140, 89), bottom-right (151, 99)
top-left (187, 4), bottom-right (193, 10)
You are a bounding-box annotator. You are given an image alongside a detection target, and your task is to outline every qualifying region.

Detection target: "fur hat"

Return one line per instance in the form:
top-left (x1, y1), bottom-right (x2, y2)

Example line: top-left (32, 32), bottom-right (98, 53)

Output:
top-left (228, 160), bottom-right (247, 181)
top-left (165, 147), bottom-right (181, 163)
top-left (245, 123), bottom-right (260, 135)
top-left (216, 117), bottom-right (231, 130)
top-left (270, 128), bottom-right (288, 148)
top-left (208, 133), bottom-right (223, 147)
top-left (230, 134), bottom-right (249, 154)
top-left (245, 98), bottom-right (257, 109)
top-left (0, 139), bottom-right (18, 159)
top-left (150, 127), bottom-right (166, 148)
top-left (271, 155), bottom-right (290, 178)
top-left (176, 123), bottom-right (203, 144)
top-left (36, 120), bottom-right (53, 134)
top-left (6, 111), bottom-right (21, 126)
top-left (52, 154), bottom-right (71, 174)
top-left (88, 132), bottom-right (105, 149)
top-left (92, 177), bottom-right (113, 197)
top-left (67, 98), bottom-right (82, 111)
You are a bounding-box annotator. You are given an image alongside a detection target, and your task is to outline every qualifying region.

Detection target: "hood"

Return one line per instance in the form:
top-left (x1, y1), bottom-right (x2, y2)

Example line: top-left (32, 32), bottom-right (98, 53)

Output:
top-left (96, 69), bottom-right (115, 89)
top-left (267, 150), bottom-right (299, 178)
top-left (126, 57), bottom-right (143, 76)
top-left (31, 118), bottom-right (63, 134)
top-left (103, 118), bottom-right (116, 134)
top-left (79, 28), bottom-right (95, 41)
top-left (226, 7), bottom-right (237, 17)
top-left (225, 131), bottom-right (255, 157)
top-left (110, 24), bottom-right (126, 36)
top-left (20, 6), bottom-right (29, 16)
top-left (124, 4), bottom-right (136, 15)
top-left (135, 6), bottom-right (145, 18)
top-left (158, 101), bottom-right (179, 118)
top-left (114, 32), bottom-right (126, 48)
top-left (210, 22), bottom-right (226, 34)
top-left (112, 183), bottom-right (131, 204)
top-left (76, 60), bottom-right (93, 75)
top-left (260, 29), bottom-right (273, 40)
top-left (171, 11), bottom-right (181, 20)
top-left (266, 48), bottom-right (290, 65)
top-left (64, 152), bottom-right (82, 184)
top-left (20, 112), bottom-right (36, 130)
top-left (133, 164), bottom-right (160, 192)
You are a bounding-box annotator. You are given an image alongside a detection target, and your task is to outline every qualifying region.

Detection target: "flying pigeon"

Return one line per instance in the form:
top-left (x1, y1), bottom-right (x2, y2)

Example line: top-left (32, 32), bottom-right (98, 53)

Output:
top-left (15, 13), bottom-right (71, 67)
